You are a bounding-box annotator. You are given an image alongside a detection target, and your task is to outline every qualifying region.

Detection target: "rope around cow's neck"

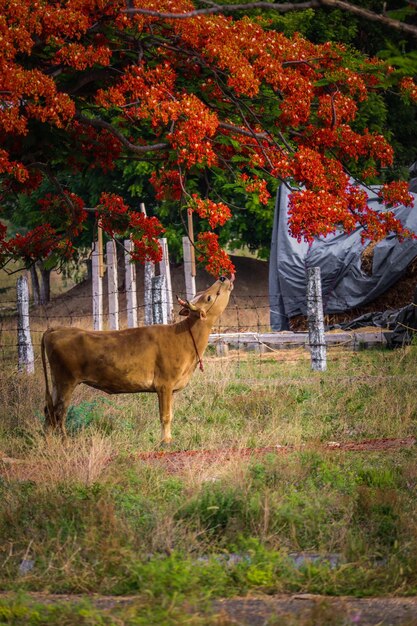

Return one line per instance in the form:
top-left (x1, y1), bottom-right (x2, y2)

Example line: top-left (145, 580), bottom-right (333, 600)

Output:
top-left (187, 317), bottom-right (204, 372)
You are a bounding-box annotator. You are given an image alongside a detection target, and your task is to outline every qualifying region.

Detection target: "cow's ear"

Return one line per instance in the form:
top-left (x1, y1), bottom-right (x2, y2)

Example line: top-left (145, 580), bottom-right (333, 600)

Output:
top-left (199, 309), bottom-right (207, 320)
top-left (179, 307), bottom-right (189, 316)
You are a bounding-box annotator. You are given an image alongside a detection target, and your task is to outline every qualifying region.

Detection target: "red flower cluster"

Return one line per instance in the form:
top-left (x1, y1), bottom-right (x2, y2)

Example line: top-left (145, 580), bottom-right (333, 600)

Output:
top-left (289, 181), bottom-right (416, 244)
top-left (196, 232), bottom-right (235, 277)
top-left (150, 168), bottom-right (183, 201)
top-left (0, 149), bottom-right (28, 182)
top-left (38, 192), bottom-right (87, 237)
top-left (71, 123), bottom-right (122, 172)
top-left (189, 195), bottom-right (232, 229)
top-left (130, 236), bottom-right (163, 265)
top-left (97, 193), bottom-right (130, 236)
top-left (240, 175), bottom-right (271, 205)
top-left (129, 213), bottom-right (165, 264)
top-left (379, 181), bottom-right (414, 208)
top-left (97, 193), bottom-right (165, 263)
top-left (8, 224), bottom-right (59, 261)
top-left (400, 77), bottom-right (417, 103)
top-left (54, 43), bottom-right (112, 71)
top-left (356, 206), bottom-right (416, 243)
top-left (1, 189), bottom-right (88, 262)
top-left (288, 189), bottom-right (352, 242)
top-left (166, 95), bottom-right (219, 168)
top-left (317, 93), bottom-right (357, 126)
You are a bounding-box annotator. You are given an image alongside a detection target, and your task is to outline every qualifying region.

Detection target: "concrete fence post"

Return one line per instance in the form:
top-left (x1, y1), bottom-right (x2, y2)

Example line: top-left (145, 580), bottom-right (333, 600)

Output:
top-left (17, 275), bottom-right (34, 374)
top-left (144, 261), bottom-right (155, 326)
top-left (216, 340), bottom-right (229, 357)
top-left (183, 236), bottom-right (196, 301)
top-left (159, 237), bottom-right (174, 323)
top-left (139, 201), bottom-right (155, 326)
top-left (106, 240), bottom-right (119, 330)
top-left (152, 275), bottom-right (167, 325)
top-left (307, 266), bottom-right (327, 371)
top-left (124, 239), bottom-right (137, 328)
top-left (92, 240), bottom-right (103, 330)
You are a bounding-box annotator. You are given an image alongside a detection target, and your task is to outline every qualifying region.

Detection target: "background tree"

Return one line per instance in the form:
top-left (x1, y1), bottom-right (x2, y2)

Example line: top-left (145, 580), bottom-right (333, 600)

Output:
top-left (0, 0), bottom-right (416, 278)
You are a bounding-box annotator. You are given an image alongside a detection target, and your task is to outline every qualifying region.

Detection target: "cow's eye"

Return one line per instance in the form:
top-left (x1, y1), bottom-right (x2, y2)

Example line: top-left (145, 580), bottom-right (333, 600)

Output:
top-left (219, 276), bottom-right (226, 283)
top-left (207, 295), bottom-right (212, 302)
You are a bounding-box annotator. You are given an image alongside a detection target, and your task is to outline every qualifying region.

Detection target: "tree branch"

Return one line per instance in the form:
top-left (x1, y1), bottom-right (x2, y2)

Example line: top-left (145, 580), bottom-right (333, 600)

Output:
top-left (322, 0), bottom-right (417, 37)
top-left (124, 2), bottom-right (316, 18)
top-left (75, 113), bottom-right (169, 153)
top-left (124, 0), bottom-right (417, 39)
top-left (218, 121), bottom-right (270, 140)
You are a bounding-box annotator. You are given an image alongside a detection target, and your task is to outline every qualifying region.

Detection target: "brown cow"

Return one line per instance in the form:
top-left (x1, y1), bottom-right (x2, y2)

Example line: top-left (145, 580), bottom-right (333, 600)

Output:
top-left (41, 274), bottom-right (234, 443)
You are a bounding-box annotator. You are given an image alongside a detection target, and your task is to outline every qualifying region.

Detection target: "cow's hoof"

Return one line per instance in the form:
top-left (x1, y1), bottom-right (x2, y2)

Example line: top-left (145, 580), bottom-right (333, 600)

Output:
top-left (160, 440), bottom-right (172, 449)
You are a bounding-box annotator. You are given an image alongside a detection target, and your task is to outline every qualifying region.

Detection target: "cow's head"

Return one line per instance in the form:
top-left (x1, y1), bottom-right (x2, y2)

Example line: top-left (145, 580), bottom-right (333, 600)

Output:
top-left (177, 274), bottom-right (234, 321)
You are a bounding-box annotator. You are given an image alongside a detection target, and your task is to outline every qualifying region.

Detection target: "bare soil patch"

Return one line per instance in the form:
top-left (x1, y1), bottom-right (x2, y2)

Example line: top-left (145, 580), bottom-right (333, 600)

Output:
top-left (2, 437), bottom-right (415, 482)
top-left (136, 437), bottom-right (416, 474)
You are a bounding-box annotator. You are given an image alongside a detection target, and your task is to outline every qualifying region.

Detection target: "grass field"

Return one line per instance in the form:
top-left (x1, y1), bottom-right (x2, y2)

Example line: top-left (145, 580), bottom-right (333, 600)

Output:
top-left (0, 347), bottom-right (416, 624)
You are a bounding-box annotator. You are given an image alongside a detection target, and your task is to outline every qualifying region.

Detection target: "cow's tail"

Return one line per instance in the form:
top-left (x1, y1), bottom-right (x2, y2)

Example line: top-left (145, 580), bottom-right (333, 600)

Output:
top-left (41, 332), bottom-right (54, 424)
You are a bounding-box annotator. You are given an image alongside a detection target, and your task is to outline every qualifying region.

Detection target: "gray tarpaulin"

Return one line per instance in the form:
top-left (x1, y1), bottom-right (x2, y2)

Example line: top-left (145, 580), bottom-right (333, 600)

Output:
top-left (269, 184), bottom-right (417, 331)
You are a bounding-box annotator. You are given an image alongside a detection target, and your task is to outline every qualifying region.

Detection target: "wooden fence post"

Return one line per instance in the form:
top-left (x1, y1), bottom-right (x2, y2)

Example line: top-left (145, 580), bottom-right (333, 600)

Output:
top-left (97, 222), bottom-right (105, 278)
top-left (159, 237), bottom-right (174, 323)
top-left (152, 275), bottom-right (167, 325)
top-left (124, 239), bottom-right (137, 328)
top-left (307, 266), bottom-right (327, 371)
top-left (16, 275), bottom-right (34, 374)
top-left (92, 240), bottom-right (103, 330)
top-left (183, 236), bottom-right (196, 301)
top-left (106, 240), bottom-right (119, 330)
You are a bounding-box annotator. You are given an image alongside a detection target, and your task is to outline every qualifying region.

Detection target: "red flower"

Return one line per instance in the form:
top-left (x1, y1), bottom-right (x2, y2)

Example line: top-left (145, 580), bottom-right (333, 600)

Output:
top-left (196, 232), bottom-right (235, 277)
top-left (189, 195), bottom-right (232, 229)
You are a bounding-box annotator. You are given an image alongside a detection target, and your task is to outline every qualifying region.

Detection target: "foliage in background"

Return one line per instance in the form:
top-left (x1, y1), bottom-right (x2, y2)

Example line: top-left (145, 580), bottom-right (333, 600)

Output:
top-left (0, 1), bottom-right (416, 275)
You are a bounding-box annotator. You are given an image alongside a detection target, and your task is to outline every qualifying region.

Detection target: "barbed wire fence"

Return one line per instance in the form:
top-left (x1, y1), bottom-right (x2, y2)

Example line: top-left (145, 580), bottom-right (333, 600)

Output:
top-left (1, 234), bottom-right (415, 375)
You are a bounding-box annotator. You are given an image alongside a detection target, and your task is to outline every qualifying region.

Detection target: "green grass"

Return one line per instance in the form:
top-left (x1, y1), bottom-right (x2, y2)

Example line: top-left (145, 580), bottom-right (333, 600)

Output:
top-left (0, 593), bottom-right (223, 625)
top-left (1, 450), bottom-right (416, 596)
top-left (0, 347), bottom-right (416, 621)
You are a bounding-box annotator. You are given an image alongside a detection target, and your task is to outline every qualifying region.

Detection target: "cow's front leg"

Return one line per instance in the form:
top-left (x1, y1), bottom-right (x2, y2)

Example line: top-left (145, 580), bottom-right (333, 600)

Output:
top-left (157, 387), bottom-right (174, 445)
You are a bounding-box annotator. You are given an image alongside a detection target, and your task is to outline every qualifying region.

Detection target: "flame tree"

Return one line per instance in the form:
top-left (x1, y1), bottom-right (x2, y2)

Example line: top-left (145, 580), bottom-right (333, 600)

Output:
top-left (0, 0), bottom-right (416, 276)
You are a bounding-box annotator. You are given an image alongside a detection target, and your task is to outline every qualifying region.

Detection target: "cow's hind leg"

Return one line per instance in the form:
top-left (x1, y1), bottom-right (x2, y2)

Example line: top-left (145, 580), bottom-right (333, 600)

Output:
top-left (157, 387), bottom-right (174, 445)
top-left (44, 378), bottom-right (76, 436)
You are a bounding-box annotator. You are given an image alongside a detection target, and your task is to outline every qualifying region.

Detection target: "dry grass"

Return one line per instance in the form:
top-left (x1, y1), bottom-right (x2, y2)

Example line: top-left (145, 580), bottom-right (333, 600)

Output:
top-left (1, 433), bottom-right (114, 486)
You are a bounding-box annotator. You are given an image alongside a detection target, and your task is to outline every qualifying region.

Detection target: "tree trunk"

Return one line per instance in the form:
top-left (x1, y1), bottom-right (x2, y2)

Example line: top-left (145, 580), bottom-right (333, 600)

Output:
top-left (29, 265), bottom-right (40, 306)
top-left (39, 263), bottom-right (51, 304)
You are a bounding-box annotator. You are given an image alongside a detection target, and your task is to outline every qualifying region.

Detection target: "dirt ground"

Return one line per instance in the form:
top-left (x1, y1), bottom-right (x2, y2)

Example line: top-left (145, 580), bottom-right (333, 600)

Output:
top-left (2, 437), bottom-right (415, 482)
top-left (135, 437), bottom-right (417, 475)
top-left (213, 594), bottom-right (417, 625)
top-left (1, 591), bottom-right (417, 625)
